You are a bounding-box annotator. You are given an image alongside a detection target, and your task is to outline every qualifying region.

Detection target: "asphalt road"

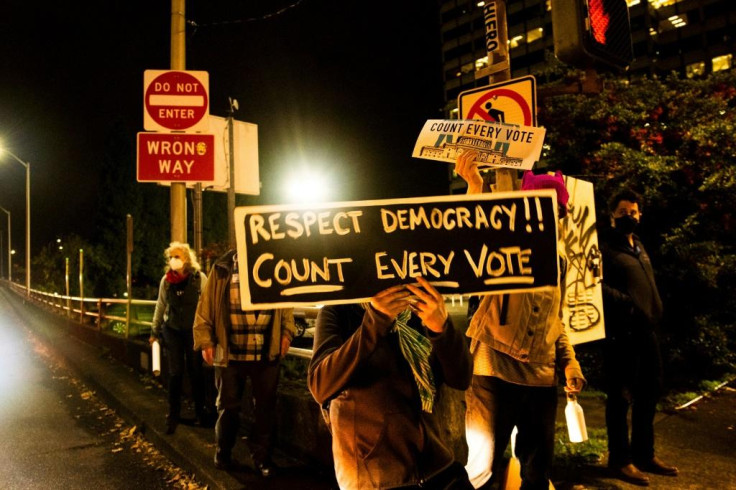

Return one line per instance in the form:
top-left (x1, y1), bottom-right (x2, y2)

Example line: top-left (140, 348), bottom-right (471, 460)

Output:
top-left (0, 294), bottom-right (204, 489)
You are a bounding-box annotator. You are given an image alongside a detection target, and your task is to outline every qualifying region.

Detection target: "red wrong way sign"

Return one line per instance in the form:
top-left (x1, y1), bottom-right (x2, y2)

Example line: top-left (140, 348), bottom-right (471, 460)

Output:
top-left (143, 70), bottom-right (209, 131)
top-left (137, 133), bottom-right (215, 183)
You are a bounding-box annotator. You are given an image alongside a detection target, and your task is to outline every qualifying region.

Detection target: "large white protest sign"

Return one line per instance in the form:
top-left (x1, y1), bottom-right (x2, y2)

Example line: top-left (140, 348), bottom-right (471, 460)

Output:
top-left (412, 119), bottom-right (546, 170)
top-left (561, 176), bottom-right (605, 345)
top-left (235, 190), bottom-right (561, 309)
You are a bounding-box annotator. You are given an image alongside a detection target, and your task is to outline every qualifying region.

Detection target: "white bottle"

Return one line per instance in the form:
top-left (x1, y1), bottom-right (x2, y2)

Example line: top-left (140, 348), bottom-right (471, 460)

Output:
top-left (565, 393), bottom-right (588, 443)
top-left (152, 340), bottom-right (161, 376)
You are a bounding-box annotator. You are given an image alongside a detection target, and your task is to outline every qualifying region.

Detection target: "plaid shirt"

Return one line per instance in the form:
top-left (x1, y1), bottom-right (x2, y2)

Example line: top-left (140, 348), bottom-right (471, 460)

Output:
top-left (229, 256), bottom-right (273, 361)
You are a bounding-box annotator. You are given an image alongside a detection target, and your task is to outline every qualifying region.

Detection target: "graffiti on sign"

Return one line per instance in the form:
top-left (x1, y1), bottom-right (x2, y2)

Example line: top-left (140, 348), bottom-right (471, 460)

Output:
top-left (561, 176), bottom-right (605, 345)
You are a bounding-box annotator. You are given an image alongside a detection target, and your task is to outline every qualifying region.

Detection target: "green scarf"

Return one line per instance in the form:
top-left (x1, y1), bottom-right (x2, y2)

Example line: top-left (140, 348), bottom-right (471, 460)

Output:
top-left (394, 309), bottom-right (436, 413)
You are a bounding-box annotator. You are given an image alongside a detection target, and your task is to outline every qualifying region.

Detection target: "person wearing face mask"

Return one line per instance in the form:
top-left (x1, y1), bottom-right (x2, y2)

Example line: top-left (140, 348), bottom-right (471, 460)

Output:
top-left (600, 190), bottom-right (678, 486)
top-left (455, 152), bottom-right (585, 490)
top-left (150, 242), bottom-right (209, 434)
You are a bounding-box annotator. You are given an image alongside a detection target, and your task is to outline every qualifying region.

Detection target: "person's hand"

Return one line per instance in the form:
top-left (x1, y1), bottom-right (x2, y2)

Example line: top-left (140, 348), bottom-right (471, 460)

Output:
top-left (455, 150), bottom-right (484, 194)
top-left (565, 376), bottom-right (585, 394)
top-left (202, 346), bottom-right (215, 365)
top-left (370, 284), bottom-right (412, 320)
top-left (405, 276), bottom-right (448, 334)
top-left (280, 336), bottom-right (292, 357)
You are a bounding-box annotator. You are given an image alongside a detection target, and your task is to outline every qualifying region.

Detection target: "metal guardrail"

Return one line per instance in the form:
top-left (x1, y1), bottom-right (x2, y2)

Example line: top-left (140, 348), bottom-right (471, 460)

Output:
top-left (4, 279), bottom-right (319, 359)
top-left (4, 279), bottom-right (468, 361)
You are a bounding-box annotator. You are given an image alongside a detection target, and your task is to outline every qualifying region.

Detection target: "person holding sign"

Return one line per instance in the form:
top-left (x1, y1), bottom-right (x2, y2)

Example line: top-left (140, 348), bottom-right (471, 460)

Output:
top-left (149, 242), bottom-right (209, 435)
top-left (456, 151), bottom-right (586, 490)
top-left (600, 190), bottom-right (678, 485)
top-left (308, 276), bottom-right (474, 489)
top-left (193, 250), bottom-right (296, 477)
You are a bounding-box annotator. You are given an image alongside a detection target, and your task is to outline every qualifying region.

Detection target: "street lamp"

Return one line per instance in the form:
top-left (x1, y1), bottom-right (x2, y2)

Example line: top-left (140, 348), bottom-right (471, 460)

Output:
top-left (0, 205), bottom-right (10, 281)
top-left (0, 148), bottom-right (31, 296)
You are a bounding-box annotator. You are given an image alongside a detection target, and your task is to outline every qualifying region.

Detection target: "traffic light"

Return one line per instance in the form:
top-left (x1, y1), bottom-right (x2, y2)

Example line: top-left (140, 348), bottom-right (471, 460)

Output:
top-left (551, 0), bottom-right (634, 71)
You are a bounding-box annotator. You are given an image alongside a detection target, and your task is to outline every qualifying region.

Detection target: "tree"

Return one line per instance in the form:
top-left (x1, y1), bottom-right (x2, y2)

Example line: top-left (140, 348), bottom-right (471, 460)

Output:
top-left (539, 70), bottom-right (736, 385)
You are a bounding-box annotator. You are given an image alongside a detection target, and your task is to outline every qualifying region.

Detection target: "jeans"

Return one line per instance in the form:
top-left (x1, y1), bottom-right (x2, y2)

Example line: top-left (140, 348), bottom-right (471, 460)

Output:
top-left (214, 359), bottom-right (280, 465)
top-left (162, 326), bottom-right (205, 419)
top-left (465, 376), bottom-right (557, 490)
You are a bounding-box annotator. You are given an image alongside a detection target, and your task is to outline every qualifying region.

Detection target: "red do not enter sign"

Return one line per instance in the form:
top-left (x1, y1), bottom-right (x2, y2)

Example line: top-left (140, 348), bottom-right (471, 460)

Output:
top-left (143, 70), bottom-right (210, 132)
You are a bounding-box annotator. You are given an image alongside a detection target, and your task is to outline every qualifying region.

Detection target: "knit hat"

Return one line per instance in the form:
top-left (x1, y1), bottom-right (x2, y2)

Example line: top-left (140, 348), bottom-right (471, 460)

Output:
top-left (521, 170), bottom-right (569, 216)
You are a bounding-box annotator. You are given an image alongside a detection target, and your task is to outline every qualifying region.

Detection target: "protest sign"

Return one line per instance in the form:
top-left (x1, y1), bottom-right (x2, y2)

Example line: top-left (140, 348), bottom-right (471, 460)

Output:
top-left (412, 119), bottom-right (546, 171)
top-left (560, 176), bottom-right (605, 345)
top-left (234, 191), bottom-right (560, 309)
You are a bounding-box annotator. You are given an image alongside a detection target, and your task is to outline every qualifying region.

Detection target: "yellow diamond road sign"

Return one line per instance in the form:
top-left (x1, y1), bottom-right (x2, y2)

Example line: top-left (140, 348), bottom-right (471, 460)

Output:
top-left (458, 75), bottom-right (537, 126)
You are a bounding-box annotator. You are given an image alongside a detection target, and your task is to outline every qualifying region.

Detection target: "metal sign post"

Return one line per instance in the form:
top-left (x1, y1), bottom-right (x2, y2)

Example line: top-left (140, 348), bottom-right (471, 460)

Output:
top-left (481, 1), bottom-right (515, 192)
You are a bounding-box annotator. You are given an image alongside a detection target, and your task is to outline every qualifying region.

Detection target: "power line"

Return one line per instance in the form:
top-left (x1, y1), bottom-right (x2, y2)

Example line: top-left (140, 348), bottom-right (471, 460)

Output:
top-left (188, 0), bottom-right (307, 29)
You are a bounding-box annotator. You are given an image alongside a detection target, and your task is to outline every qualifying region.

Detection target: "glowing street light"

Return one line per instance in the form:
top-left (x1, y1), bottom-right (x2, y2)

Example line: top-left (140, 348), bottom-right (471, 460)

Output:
top-left (0, 146), bottom-right (31, 296)
top-left (283, 168), bottom-right (332, 204)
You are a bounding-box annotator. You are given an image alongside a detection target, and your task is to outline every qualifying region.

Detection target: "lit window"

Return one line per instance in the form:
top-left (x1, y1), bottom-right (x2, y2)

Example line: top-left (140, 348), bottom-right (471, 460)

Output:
top-left (686, 62), bottom-right (705, 78)
top-left (545, 0), bottom-right (551, 11)
top-left (668, 15), bottom-right (687, 28)
top-left (712, 54), bottom-right (733, 72)
top-left (626, 0), bottom-right (640, 5)
top-left (650, 0), bottom-right (679, 8)
top-left (509, 35), bottom-right (524, 49)
top-left (477, 1), bottom-right (485, 6)
top-left (461, 62), bottom-right (475, 75)
top-left (526, 27), bottom-right (543, 44)
top-left (475, 56), bottom-right (488, 70)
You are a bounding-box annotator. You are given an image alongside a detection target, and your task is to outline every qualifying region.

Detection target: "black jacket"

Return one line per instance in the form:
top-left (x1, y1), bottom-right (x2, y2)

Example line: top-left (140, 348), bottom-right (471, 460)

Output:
top-left (600, 229), bottom-right (663, 341)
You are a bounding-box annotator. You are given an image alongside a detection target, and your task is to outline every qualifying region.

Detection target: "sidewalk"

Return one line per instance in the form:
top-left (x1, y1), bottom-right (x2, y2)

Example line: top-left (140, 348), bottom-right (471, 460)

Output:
top-left (7, 289), bottom-right (736, 489)
top-left (554, 380), bottom-right (736, 489)
top-left (3, 288), bottom-right (337, 490)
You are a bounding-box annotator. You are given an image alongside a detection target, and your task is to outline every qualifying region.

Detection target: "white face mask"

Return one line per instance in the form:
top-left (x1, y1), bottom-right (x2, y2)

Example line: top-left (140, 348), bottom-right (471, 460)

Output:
top-left (169, 258), bottom-right (184, 271)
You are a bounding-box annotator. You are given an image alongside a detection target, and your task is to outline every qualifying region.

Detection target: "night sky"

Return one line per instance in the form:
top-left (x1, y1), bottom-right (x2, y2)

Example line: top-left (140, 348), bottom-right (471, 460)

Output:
top-left (0, 0), bottom-right (449, 254)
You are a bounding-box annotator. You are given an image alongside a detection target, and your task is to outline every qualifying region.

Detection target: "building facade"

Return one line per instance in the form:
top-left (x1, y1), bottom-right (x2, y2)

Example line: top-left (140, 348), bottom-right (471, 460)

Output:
top-left (440, 0), bottom-right (736, 114)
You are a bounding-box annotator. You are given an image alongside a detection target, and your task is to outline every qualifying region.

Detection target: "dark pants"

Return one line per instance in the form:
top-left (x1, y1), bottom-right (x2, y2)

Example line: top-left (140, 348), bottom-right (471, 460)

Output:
top-left (214, 359), bottom-right (281, 465)
top-left (604, 333), bottom-right (663, 467)
top-left (398, 462), bottom-right (474, 490)
top-left (162, 326), bottom-right (205, 419)
top-left (465, 376), bottom-right (557, 490)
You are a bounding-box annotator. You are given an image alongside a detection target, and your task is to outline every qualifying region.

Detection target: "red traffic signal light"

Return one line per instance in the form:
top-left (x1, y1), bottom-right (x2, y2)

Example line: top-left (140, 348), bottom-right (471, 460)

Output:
top-left (551, 0), bottom-right (634, 71)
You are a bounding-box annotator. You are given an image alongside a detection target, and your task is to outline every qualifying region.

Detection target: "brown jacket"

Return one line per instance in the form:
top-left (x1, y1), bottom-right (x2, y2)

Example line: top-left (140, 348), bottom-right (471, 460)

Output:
top-left (308, 304), bottom-right (472, 489)
top-left (193, 250), bottom-right (295, 366)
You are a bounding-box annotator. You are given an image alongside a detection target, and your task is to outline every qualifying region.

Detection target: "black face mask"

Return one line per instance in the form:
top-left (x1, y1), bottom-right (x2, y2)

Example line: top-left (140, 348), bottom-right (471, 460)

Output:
top-left (614, 215), bottom-right (638, 235)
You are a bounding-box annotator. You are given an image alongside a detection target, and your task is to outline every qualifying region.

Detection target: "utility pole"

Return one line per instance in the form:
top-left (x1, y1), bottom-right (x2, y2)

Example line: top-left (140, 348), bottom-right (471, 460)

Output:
top-left (227, 97), bottom-right (238, 247)
top-left (481, 0), bottom-right (515, 193)
top-left (169, 0), bottom-right (187, 243)
top-left (0, 205), bottom-right (9, 281)
top-left (193, 184), bottom-right (203, 257)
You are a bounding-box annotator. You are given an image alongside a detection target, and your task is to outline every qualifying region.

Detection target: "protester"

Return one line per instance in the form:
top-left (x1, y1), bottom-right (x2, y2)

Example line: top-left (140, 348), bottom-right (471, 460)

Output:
top-left (150, 242), bottom-right (209, 434)
top-left (600, 189), bottom-right (678, 486)
top-left (193, 249), bottom-right (295, 477)
top-left (308, 276), bottom-right (474, 489)
top-left (455, 151), bottom-right (586, 490)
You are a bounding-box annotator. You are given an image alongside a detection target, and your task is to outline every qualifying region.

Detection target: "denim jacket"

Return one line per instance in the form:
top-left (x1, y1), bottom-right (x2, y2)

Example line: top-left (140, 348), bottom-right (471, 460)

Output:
top-left (466, 286), bottom-right (583, 383)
